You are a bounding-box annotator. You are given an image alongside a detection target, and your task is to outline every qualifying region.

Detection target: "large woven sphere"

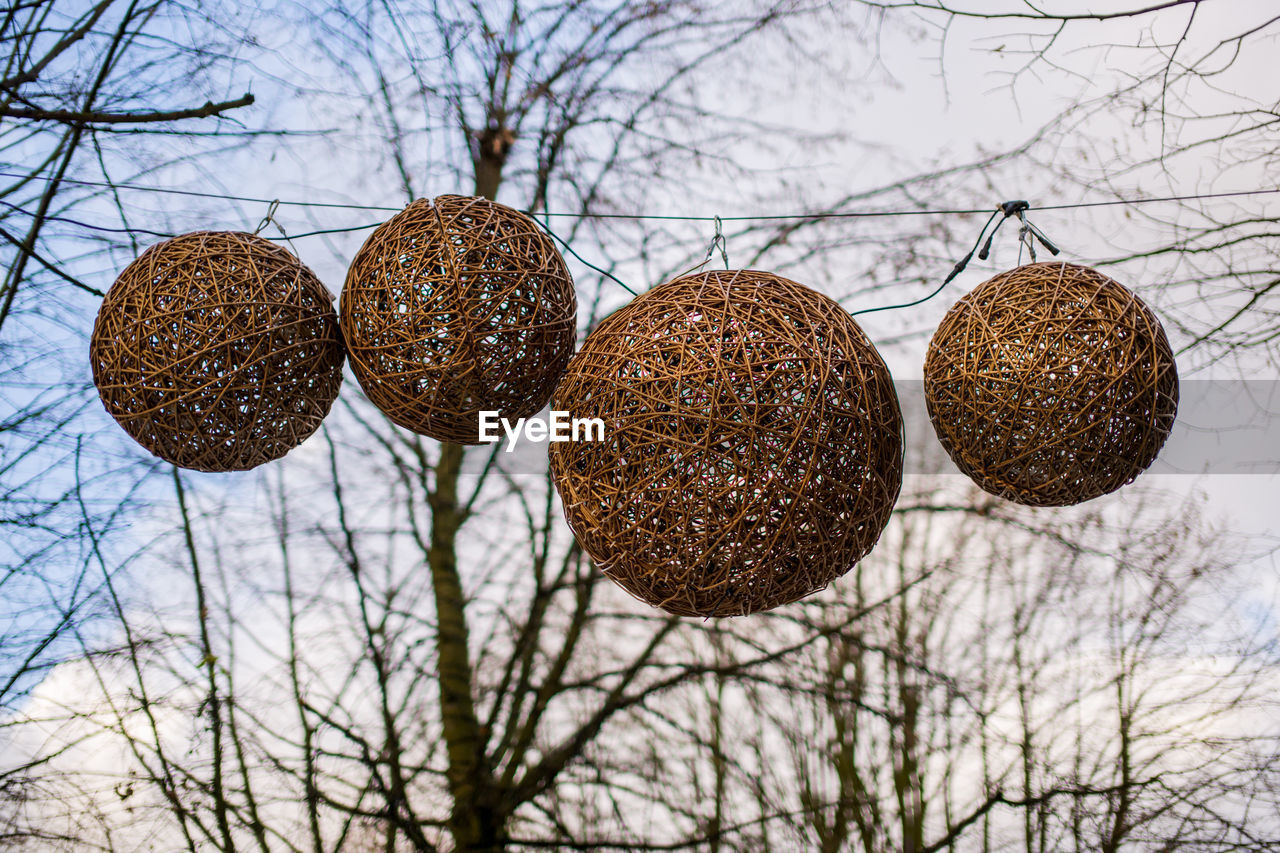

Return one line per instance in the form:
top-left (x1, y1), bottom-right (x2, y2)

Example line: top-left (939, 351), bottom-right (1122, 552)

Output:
top-left (924, 261), bottom-right (1178, 506)
top-left (90, 231), bottom-right (345, 472)
top-left (340, 195), bottom-right (576, 443)
top-left (550, 270), bottom-right (904, 618)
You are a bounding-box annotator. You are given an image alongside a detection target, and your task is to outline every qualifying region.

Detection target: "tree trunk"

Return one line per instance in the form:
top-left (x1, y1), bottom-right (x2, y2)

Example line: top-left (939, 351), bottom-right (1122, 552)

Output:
top-left (428, 137), bottom-right (513, 851)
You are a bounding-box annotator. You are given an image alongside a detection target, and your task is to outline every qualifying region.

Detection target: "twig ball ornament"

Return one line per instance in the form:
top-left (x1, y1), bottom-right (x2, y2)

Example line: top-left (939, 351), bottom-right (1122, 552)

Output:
top-left (550, 270), bottom-right (904, 618)
top-left (924, 261), bottom-right (1178, 506)
top-left (90, 231), bottom-right (345, 472)
top-left (339, 195), bottom-right (576, 443)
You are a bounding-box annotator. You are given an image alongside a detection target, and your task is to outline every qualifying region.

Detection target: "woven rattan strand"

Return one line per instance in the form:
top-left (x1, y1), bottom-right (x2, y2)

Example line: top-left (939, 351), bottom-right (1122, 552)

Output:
top-left (924, 261), bottom-right (1178, 506)
top-left (551, 269), bottom-right (903, 617)
top-left (91, 231), bottom-right (345, 472)
top-left (340, 195), bottom-right (576, 444)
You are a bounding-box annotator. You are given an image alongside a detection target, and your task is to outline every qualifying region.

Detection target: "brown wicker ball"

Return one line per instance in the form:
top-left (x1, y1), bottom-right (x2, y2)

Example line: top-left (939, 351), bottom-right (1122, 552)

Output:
top-left (924, 261), bottom-right (1178, 507)
top-left (339, 195), bottom-right (576, 443)
top-left (550, 270), bottom-right (904, 618)
top-left (90, 231), bottom-right (345, 472)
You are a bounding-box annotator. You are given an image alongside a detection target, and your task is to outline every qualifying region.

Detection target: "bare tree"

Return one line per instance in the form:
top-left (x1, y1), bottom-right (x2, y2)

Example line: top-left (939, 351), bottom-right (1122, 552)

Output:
top-left (0, 0), bottom-right (258, 738)
top-left (1, 2), bottom-right (257, 846)
top-left (4, 2), bottom-right (929, 851)
top-left (860, 1), bottom-right (1280, 364)
top-left (0, 0), bottom-right (256, 334)
top-left (696, 483), bottom-right (1280, 851)
top-left (5, 2), bottom-right (1280, 852)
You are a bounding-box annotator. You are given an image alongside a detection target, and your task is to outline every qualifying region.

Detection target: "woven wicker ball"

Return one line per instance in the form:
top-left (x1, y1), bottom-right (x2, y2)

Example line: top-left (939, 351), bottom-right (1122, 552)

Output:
top-left (90, 231), bottom-right (345, 472)
top-left (550, 270), bottom-right (904, 618)
top-left (339, 195), bottom-right (576, 443)
top-left (924, 261), bottom-right (1178, 506)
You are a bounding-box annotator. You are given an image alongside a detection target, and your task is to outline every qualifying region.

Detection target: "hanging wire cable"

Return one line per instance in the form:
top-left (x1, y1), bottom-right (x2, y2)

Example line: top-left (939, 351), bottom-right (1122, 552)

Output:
top-left (0, 196), bottom-right (385, 241)
top-left (847, 208), bottom-right (1002, 316)
top-left (0, 198), bottom-right (177, 238)
top-left (4, 168), bottom-right (1278, 316)
top-left (0, 172), bottom-right (403, 212)
top-left (850, 201), bottom-right (1068, 316)
top-left (2, 170), bottom-right (1277, 222)
top-left (533, 217), bottom-right (637, 296)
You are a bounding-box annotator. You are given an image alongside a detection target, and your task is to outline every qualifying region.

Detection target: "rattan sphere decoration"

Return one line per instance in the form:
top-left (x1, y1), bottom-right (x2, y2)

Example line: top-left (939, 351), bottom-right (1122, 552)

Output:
top-left (550, 270), bottom-right (904, 618)
top-left (924, 261), bottom-right (1178, 507)
top-left (339, 195), bottom-right (576, 443)
top-left (90, 231), bottom-right (345, 472)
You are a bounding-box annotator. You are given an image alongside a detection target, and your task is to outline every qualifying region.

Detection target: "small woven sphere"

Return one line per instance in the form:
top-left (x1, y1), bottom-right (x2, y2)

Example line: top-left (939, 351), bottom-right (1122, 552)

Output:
top-left (924, 261), bottom-right (1178, 507)
top-left (550, 270), bottom-right (904, 618)
top-left (90, 231), bottom-right (345, 472)
top-left (339, 195), bottom-right (577, 443)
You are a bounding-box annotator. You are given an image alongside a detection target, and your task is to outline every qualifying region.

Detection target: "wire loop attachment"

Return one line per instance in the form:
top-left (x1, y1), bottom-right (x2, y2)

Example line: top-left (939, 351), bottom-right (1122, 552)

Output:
top-left (254, 199), bottom-right (283, 237)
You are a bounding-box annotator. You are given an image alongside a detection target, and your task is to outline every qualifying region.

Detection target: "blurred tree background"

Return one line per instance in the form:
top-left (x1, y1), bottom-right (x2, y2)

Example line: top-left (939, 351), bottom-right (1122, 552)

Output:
top-left (2, 1), bottom-right (1278, 850)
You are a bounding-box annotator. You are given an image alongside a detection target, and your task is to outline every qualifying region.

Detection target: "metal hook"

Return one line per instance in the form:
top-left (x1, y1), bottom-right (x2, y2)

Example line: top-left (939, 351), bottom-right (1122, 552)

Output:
top-left (675, 216), bottom-right (733, 281)
top-left (254, 199), bottom-right (282, 236)
top-left (1016, 209), bottom-right (1037, 263)
top-left (710, 215), bottom-right (729, 270)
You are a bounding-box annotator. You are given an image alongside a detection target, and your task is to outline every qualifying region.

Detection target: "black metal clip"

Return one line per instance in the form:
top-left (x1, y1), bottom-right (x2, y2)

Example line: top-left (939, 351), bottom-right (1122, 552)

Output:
top-left (980, 199), bottom-right (1059, 261)
top-left (1000, 199), bottom-right (1030, 218)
